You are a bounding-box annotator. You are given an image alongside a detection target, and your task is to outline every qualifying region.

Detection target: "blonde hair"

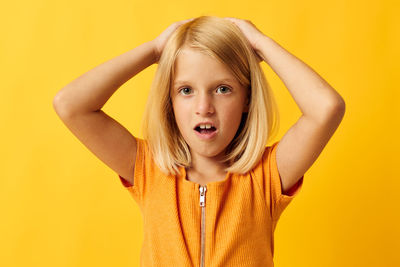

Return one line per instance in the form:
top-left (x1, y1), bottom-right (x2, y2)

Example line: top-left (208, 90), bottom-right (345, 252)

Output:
top-left (142, 15), bottom-right (280, 176)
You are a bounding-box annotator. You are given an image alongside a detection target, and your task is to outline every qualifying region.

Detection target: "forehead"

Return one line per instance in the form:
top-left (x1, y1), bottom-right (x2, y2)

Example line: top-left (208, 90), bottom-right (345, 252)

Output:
top-left (173, 48), bottom-right (238, 86)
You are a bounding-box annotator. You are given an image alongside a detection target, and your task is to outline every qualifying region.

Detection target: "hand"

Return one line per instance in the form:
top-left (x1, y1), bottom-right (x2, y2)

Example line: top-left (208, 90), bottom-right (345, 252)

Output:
top-left (152, 18), bottom-right (195, 63)
top-left (223, 17), bottom-right (265, 63)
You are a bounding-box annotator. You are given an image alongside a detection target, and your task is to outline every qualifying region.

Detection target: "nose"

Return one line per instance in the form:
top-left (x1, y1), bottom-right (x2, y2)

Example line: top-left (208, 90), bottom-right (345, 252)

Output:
top-left (195, 92), bottom-right (215, 116)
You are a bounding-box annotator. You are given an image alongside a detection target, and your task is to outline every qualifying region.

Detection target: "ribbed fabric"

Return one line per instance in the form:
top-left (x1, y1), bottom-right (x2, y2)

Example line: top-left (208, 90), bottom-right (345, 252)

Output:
top-left (118, 137), bottom-right (303, 267)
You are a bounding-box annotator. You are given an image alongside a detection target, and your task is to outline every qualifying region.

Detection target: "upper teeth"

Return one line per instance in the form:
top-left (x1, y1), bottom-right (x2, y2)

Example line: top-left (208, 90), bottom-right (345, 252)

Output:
top-left (199, 124), bottom-right (212, 129)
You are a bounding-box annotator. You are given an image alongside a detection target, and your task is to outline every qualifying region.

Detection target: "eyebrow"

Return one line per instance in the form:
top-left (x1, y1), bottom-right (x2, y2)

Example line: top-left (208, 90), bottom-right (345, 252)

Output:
top-left (173, 78), bottom-right (237, 87)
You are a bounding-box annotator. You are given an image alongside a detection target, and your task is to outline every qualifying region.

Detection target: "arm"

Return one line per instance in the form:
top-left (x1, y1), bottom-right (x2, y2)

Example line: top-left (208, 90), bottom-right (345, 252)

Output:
top-left (52, 19), bottom-right (193, 185)
top-left (53, 17), bottom-right (194, 115)
top-left (53, 40), bottom-right (157, 116)
top-left (255, 35), bottom-right (345, 122)
top-left (224, 17), bottom-right (345, 194)
top-left (52, 40), bottom-right (157, 184)
top-left (256, 35), bottom-right (345, 194)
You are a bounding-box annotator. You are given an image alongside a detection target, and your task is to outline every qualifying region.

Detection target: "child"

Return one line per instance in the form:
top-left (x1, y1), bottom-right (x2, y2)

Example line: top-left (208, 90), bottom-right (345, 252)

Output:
top-left (53, 16), bottom-right (345, 266)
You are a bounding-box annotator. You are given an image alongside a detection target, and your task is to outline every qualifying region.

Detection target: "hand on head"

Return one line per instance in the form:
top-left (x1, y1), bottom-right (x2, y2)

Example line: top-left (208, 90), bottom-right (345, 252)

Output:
top-left (223, 17), bottom-right (265, 63)
top-left (152, 18), bottom-right (195, 63)
top-left (151, 17), bottom-right (264, 64)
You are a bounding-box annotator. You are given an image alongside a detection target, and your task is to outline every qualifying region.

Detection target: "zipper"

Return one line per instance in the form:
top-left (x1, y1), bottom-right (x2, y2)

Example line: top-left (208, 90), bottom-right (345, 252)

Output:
top-left (199, 185), bottom-right (207, 267)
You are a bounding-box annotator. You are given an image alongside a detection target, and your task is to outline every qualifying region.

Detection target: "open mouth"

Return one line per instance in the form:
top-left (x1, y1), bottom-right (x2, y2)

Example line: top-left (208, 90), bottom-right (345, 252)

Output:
top-left (194, 126), bottom-right (217, 134)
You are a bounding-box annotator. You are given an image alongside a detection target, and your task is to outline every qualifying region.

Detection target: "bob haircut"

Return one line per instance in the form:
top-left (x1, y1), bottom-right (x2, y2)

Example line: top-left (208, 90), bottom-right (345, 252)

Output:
top-left (142, 15), bottom-right (280, 176)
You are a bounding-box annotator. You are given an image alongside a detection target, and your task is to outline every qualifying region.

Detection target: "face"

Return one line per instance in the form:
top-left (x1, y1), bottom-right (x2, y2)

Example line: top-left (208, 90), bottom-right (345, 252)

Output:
top-left (170, 48), bottom-right (249, 162)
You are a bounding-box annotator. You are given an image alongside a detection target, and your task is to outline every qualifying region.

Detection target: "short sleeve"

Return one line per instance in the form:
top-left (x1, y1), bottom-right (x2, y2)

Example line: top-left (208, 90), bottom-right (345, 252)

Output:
top-left (261, 140), bottom-right (304, 222)
top-left (118, 136), bottom-right (147, 207)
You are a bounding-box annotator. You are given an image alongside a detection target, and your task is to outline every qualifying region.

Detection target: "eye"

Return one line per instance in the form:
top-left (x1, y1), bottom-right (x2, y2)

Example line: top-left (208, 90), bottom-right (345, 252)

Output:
top-left (216, 86), bottom-right (232, 94)
top-left (178, 87), bottom-right (192, 95)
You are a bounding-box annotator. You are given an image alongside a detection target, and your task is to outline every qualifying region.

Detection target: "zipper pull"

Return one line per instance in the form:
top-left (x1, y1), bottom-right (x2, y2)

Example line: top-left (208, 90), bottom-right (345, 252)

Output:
top-left (199, 185), bottom-right (207, 207)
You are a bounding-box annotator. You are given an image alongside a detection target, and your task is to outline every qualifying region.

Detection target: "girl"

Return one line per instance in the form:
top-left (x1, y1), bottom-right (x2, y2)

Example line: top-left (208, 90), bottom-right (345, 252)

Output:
top-left (53, 16), bottom-right (345, 266)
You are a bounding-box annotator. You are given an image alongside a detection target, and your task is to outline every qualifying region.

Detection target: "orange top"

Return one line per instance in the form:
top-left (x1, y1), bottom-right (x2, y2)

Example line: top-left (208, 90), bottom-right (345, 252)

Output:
top-left (118, 137), bottom-right (303, 267)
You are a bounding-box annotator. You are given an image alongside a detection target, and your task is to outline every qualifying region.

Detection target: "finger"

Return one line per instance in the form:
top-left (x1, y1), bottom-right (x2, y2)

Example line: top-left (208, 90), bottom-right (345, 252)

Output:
top-left (223, 17), bottom-right (236, 23)
top-left (224, 17), bottom-right (242, 23)
top-left (171, 19), bottom-right (192, 31)
top-left (180, 18), bottom-right (195, 24)
top-left (224, 17), bottom-right (242, 28)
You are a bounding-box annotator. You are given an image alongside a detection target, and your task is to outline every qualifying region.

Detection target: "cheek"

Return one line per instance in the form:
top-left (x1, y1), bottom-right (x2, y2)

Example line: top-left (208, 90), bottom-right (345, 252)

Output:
top-left (227, 102), bottom-right (244, 117)
top-left (172, 101), bottom-right (190, 128)
top-left (220, 106), bottom-right (243, 129)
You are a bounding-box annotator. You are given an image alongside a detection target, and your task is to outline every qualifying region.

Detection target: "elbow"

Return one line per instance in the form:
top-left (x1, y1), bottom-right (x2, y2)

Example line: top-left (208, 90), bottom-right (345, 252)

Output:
top-left (52, 91), bottom-right (73, 119)
top-left (330, 97), bottom-right (346, 116)
top-left (52, 92), bottom-right (63, 115)
top-left (324, 97), bottom-right (346, 123)
top-left (52, 92), bottom-right (62, 111)
top-left (311, 96), bottom-right (345, 124)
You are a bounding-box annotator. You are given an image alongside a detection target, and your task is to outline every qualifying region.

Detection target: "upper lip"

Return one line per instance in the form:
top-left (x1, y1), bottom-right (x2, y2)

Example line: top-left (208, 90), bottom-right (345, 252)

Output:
top-left (194, 121), bottom-right (217, 130)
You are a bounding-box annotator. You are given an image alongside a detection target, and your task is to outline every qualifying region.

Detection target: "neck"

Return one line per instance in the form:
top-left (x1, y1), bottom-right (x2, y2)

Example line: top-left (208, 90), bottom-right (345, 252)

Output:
top-left (188, 151), bottom-right (228, 177)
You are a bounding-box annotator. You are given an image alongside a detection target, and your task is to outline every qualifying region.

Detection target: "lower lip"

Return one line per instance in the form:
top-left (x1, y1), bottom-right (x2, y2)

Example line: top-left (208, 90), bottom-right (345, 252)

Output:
top-left (194, 129), bottom-right (218, 140)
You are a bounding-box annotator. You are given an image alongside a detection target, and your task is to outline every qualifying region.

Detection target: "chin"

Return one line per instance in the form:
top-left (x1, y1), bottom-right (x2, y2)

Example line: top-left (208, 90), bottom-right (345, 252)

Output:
top-left (191, 144), bottom-right (227, 158)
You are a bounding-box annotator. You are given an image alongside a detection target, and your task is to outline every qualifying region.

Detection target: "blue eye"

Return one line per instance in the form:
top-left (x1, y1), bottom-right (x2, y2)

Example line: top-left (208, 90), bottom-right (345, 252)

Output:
top-left (178, 86), bottom-right (231, 95)
top-left (179, 87), bottom-right (192, 95)
top-left (217, 86), bottom-right (231, 94)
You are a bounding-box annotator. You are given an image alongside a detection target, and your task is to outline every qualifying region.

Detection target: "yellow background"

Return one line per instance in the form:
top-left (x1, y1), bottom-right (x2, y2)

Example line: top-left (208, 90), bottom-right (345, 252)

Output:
top-left (1, 0), bottom-right (399, 266)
